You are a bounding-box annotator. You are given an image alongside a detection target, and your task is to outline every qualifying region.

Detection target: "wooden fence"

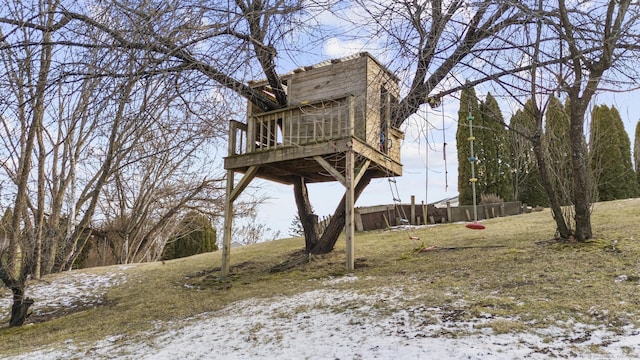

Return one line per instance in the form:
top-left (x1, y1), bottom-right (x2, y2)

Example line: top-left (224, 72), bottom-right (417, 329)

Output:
top-left (316, 197), bottom-right (527, 233)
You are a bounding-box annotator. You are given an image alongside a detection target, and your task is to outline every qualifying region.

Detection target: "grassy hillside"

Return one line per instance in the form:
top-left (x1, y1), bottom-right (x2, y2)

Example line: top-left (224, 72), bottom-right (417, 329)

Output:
top-left (1, 198), bottom-right (639, 356)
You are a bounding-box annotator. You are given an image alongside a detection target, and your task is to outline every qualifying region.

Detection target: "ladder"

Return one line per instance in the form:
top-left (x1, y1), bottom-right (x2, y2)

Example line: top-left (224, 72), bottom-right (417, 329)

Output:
top-left (383, 154), bottom-right (420, 241)
top-left (387, 173), bottom-right (409, 226)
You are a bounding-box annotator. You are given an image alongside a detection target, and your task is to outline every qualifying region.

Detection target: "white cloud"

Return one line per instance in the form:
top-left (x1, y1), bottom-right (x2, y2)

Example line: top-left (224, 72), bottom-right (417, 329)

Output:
top-left (323, 37), bottom-right (368, 58)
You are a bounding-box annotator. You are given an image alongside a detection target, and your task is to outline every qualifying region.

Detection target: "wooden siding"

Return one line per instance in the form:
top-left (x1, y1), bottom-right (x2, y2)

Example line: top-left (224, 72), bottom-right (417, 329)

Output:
top-left (228, 53), bottom-right (403, 184)
top-left (287, 56), bottom-right (369, 106)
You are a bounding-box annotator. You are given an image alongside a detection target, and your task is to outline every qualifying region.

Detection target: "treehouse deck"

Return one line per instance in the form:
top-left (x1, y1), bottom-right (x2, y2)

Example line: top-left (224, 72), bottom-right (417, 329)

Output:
top-left (224, 95), bottom-right (403, 184)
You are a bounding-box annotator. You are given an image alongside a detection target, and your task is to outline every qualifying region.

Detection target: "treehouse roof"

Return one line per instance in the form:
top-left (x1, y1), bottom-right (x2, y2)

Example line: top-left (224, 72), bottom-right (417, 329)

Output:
top-left (248, 52), bottom-right (399, 87)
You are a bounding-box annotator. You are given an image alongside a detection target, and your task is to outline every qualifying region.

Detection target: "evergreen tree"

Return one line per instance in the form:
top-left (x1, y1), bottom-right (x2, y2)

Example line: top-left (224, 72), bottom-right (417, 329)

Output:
top-left (635, 120), bottom-right (640, 190)
top-left (162, 212), bottom-right (218, 260)
top-left (479, 93), bottom-right (513, 201)
top-left (544, 96), bottom-right (573, 205)
top-left (509, 100), bottom-right (548, 207)
top-left (612, 107), bottom-right (639, 198)
top-left (288, 214), bottom-right (304, 237)
top-left (590, 105), bottom-right (638, 201)
top-left (456, 86), bottom-right (482, 205)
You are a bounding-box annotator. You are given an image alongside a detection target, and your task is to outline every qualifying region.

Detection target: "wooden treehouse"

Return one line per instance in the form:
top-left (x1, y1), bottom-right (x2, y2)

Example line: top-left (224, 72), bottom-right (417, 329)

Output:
top-left (221, 52), bottom-right (404, 274)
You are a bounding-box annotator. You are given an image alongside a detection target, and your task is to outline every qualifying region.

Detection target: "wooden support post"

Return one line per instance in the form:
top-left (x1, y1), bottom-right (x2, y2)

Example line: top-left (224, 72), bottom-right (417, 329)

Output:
top-left (247, 116), bottom-right (256, 152)
top-left (446, 201), bottom-right (452, 223)
top-left (355, 209), bottom-right (364, 232)
top-left (314, 156), bottom-right (345, 184)
top-left (314, 127), bottom-right (367, 270)
top-left (382, 213), bottom-right (390, 228)
top-left (422, 202), bottom-right (428, 225)
top-left (344, 97), bottom-right (355, 272)
top-left (354, 159), bottom-right (371, 185)
top-left (221, 169), bottom-right (234, 277)
top-left (221, 165), bottom-right (259, 277)
top-left (410, 195), bottom-right (416, 225)
top-left (345, 150), bottom-right (355, 271)
top-left (229, 121), bottom-right (239, 155)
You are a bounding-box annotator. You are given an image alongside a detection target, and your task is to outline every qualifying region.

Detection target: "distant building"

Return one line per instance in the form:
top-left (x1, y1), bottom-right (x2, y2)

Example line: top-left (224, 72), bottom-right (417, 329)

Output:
top-left (431, 195), bottom-right (459, 208)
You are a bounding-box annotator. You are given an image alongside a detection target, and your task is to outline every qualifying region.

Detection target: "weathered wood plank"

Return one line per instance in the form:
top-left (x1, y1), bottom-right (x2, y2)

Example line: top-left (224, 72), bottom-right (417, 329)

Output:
top-left (345, 149), bottom-right (355, 271)
top-left (314, 156), bottom-right (346, 185)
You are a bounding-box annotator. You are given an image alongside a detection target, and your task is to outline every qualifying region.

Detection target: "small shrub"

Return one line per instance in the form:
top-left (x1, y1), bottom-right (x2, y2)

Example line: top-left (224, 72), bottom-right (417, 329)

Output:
top-left (480, 193), bottom-right (503, 204)
top-left (162, 212), bottom-right (217, 260)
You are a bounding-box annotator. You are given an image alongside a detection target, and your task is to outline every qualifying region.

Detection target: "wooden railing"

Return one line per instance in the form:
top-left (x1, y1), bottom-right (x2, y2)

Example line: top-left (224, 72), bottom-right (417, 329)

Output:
top-left (228, 120), bottom-right (248, 156)
top-left (229, 96), bottom-right (355, 156)
top-left (228, 94), bottom-right (404, 165)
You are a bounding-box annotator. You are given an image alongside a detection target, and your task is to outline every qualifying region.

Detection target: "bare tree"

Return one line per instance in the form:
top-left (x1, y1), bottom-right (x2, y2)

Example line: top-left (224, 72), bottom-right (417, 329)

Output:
top-left (454, 1), bottom-right (640, 242)
top-left (0, 0), bottom-right (230, 325)
top-left (551, 0), bottom-right (640, 241)
top-left (515, 0), bottom-right (575, 240)
top-left (233, 210), bottom-right (281, 246)
top-left (97, 94), bottom-right (227, 264)
top-left (509, 0), bottom-right (640, 242)
top-left (0, 0), bottom-right (63, 326)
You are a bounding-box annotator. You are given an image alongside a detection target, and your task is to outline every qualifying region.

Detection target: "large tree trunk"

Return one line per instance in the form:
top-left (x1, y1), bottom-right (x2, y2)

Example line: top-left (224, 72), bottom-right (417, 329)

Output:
top-left (532, 135), bottom-right (572, 238)
top-left (569, 109), bottom-right (593, 241)
top-left (530, 111), bottom-right (572, 239)
top-left (0, 270), bottom-right (33, 327)
top-left (293, 177), bottom-right (319, 253)
top-left (9, 285), bottom-right (33, 327)
top-left (306, 173), bottom-right (373, 255)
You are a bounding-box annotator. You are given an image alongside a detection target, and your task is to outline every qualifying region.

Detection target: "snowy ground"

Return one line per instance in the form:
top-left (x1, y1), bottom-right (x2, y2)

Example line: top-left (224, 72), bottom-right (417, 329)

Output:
top-left (2, 272), bottom-right (640, 359)
top-left (0, 268), bottom-right (128, 320)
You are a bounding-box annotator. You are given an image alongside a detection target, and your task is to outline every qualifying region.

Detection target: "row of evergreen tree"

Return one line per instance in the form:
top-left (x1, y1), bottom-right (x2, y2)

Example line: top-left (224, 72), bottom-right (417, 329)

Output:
top-left (456, 87), bottom-right (640, 206)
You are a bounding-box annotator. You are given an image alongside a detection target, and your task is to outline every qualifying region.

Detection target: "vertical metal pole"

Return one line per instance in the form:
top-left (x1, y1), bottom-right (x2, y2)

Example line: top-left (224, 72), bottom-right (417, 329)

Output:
top-left (468, 113), bottom-right (479, 222)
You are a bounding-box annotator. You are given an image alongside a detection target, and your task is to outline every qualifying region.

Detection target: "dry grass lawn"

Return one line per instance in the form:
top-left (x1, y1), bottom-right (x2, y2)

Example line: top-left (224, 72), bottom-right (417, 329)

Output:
top-left (0, 198), bottom-right (639, 356)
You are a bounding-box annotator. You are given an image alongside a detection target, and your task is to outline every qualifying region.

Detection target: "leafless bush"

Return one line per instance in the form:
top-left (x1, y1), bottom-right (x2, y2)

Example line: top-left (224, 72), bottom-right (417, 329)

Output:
top-left (480, 194), bottom-right (503, 204)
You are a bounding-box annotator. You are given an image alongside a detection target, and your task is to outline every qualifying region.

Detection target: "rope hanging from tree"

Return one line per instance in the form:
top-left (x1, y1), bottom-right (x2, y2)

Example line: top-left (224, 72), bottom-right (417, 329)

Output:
top-left (442, 104), bottom-right (448, 192)
top-left (427, 95), bottom-right (448, 193)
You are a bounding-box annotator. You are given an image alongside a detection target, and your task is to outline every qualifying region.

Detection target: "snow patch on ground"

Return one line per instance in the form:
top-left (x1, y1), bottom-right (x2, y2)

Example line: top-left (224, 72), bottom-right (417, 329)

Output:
top-left (3, 272), bottom-right (640, 359)
top-left (0, 266), bottom-right (129, 319)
